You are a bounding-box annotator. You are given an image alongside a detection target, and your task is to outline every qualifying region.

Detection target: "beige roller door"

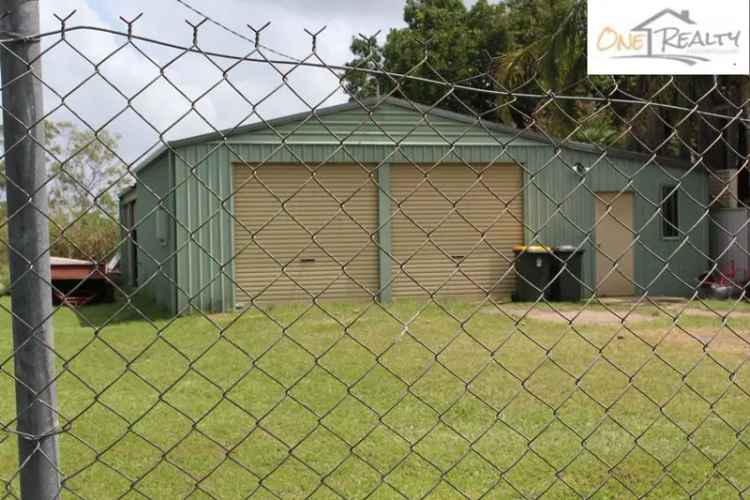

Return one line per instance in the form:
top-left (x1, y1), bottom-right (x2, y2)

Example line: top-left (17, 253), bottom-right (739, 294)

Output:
top-left (232, 164), bottom-right (379, 304)
top-left (391, 163), bottom-right (524, 299)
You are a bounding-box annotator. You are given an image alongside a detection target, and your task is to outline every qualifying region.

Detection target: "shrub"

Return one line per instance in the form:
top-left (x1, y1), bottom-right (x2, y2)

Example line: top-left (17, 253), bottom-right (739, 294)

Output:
top-left (48, 212), bottom-right (120, 263)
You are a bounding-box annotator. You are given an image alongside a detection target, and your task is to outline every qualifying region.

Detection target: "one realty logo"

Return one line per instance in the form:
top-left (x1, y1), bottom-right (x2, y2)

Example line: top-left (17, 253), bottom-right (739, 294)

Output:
top-left (588, 1), bottom-right (749, 75)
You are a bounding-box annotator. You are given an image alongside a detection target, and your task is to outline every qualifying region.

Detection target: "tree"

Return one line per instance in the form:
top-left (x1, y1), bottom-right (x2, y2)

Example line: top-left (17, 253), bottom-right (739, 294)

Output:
top-left (44, 121), bottom-right (125, 218)
top-left (343, 35), bottom-right (384, 99)
top-left (1, 121), bottom-right (126, 215)
top-left (48, 211), bottom-right (121, 262)
top-left (343, 0), bottom-right (510, 115)
top-left (0, 121), bottom-right (127, 263)
top-left (496, 0), bottom-right (749, 172)
top-left (495, 0), bottom-right (586, 129)
top-left (343, 0), bottom-right (749, 171)
top-left (43, 121), bottom-right (126, 262)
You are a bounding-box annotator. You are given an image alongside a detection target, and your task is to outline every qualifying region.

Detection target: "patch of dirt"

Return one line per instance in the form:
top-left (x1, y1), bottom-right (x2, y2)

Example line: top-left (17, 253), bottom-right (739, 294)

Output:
top-left (666, 307), bottom-right (750, 319)
top-left (598, 297), bottom-right (687, 306)
top-left (646, 327), bottom-right (750, 355)
top-left (483, 306), bottom-right (653, 325)
top-left (481, 302), bottom-right (750, 354)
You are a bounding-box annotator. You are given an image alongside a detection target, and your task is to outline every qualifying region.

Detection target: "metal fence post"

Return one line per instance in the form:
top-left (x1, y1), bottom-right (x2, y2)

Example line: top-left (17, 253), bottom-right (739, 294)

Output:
top-left (0, 1), bottom-right (62, 498)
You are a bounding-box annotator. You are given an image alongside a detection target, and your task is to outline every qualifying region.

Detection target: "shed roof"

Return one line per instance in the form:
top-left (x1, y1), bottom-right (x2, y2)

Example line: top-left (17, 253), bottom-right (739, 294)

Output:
top-left (51, 257), bottom-right (94, 266)
top-left (118, 184), bottom-right (136, 199)
top-left (131, 96), bottom-right (695, 176)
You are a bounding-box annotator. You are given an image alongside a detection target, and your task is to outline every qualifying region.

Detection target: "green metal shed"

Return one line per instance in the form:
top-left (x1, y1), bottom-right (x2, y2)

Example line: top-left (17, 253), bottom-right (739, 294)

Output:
top-left (120, 97), bottom-right (710, 315)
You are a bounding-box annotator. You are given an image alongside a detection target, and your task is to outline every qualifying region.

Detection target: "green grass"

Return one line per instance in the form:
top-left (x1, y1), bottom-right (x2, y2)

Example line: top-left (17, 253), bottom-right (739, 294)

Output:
top-left (0, 265), bottom-right (8, 297)
top-left (2, 297), bottom-right (750, 499)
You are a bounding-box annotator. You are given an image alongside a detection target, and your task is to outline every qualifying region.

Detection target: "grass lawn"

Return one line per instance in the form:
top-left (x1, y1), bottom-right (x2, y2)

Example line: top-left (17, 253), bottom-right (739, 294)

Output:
top-left (2, 297), bottom-right (750, 499)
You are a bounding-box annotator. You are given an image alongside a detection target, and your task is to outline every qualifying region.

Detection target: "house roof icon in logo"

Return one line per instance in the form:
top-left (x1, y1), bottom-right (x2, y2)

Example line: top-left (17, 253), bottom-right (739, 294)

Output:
top-left (633, 9), bottom-right (696, 32)
top-left (627, 8), bottom-right (708, 64)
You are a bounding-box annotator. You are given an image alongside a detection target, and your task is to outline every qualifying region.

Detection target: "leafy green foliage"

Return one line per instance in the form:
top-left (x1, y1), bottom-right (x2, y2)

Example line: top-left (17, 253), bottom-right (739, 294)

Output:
top-left (1, 121), bottom-right (125, 215)
top-left (343, 35), bottom-right (384, 99)
top-left (496, 0), bottom-right (586, 129)
top-left (0, 121), bottom-right (125, 272)
top-left (344, 0), bottom-right (510, 115)
top-left (343, 0), bottom-right (749, 167)
top-left (44, 121), bottom-right (125, 217)
top-left (499, 0), bottom-right (586, 90)
top-left (499, 1), bottom-right (748, 161)
top-left (45, 120), bottom-right (124, 262)
top-left (48, 212), bottom-right (120, 263)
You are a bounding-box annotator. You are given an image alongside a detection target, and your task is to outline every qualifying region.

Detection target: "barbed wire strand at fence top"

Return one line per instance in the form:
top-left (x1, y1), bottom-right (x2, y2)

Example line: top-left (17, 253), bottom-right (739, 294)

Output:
top-left (171, 0), bottom-right (304, 63)
top-left (0, 22), bottom-right (746, 127)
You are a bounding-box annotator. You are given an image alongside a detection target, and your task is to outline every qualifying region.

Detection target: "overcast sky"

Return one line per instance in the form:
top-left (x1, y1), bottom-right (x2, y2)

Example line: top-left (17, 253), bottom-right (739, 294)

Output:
top-left (32, 0), bottom-right (479, 167)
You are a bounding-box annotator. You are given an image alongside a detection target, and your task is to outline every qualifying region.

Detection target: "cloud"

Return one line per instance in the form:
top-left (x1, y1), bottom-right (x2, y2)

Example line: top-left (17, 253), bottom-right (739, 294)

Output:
top-left (33, 0), bottom-right (477, 169)
top-left (33, 0), bottom-right (413, 169)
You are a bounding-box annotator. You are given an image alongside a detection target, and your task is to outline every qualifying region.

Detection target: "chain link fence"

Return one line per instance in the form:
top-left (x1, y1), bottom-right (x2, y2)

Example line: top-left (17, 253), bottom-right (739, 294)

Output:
top-left (1, 3), bottom-right (750, 499)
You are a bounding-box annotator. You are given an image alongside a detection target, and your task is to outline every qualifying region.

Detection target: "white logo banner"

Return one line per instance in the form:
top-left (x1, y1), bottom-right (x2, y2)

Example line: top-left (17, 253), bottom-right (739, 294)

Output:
top-left (587, 0), bottom-right (750, 75)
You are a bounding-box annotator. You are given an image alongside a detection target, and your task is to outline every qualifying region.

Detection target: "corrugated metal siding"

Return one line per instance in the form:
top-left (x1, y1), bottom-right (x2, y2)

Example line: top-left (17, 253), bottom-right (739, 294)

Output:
top-left (231, 163), bottom-right (379, 303)
top-left (630, 166), bottom-right (709, 296)
top-left (118, 196), bottom-right (137, 289)
top-left (522, 147), bottom-right (710, 297)
top-left (118, 203), bottom-right (131, 287)
top-left (167, 142), bottom-right (709, 312)
top-left (133, 152), bottom-right (177, 313)
top-left (142, 101), bottom-right (711, 312)
top-left (230, 104), bottom-right (542, 147)
top-left (167, 104), bottom-right (536, 311)
top-left (391, 163), bottom-right (523, 299)
top-left (170, 143), bottom-right (529, 312)
top-left (173, 144), bottom-right (234, 314)
top-left (201, 144), bottom-right (535, 164)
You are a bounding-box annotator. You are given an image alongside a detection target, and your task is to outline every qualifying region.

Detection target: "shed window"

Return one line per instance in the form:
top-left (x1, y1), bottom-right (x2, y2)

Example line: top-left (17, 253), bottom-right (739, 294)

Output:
top-left (661, 186), bottom-right (679, 239)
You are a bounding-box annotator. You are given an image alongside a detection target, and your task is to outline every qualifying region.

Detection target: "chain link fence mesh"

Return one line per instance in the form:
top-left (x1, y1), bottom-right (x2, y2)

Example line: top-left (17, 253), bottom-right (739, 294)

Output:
top-left (1, 5), bottom-right (750, 499)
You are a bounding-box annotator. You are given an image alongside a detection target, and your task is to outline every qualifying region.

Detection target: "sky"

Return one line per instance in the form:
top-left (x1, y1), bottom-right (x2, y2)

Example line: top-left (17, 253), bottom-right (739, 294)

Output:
top-left (31, 0), bottom-right (476, 167)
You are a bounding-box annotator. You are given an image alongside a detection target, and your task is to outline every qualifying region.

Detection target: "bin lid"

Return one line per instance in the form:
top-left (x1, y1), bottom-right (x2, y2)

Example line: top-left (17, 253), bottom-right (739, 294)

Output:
top-left (513, 245), bottom-right (553, 254)
top-left (556, 245), bottom-right (584, 254)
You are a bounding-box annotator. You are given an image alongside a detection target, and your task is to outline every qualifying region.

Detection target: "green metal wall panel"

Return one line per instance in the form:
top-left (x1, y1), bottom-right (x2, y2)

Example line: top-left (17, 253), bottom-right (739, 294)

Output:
top-left (522, 147), bottom-right (709, 297)
top-left (170, 143), bottom-right (531, 313)
top-left (199, 143), bottom-right (536, 165)
top-left (118, 212), bottom-right (129, 287)
top-left (174, 143), bottom-right (235, 314)
top-left (118, 203), bottom-right (130, 288)
top-left (166, 142), bottom-right (709, 312)
top-left (134, 152), bottom-right (177, 314)
top-left (230, 103), bottom-right (542, 147)
top-left (135, 100), bottom-right (710, 312)
top-left (378, 163), bottom-right (392, 303)
top-left (118, 188), bottom-right (137, 289)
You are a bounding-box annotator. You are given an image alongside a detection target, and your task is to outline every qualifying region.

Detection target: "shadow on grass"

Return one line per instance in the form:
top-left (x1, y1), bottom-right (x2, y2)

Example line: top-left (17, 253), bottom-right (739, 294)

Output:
top-left (71, 294), bottom-right (173, 328)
